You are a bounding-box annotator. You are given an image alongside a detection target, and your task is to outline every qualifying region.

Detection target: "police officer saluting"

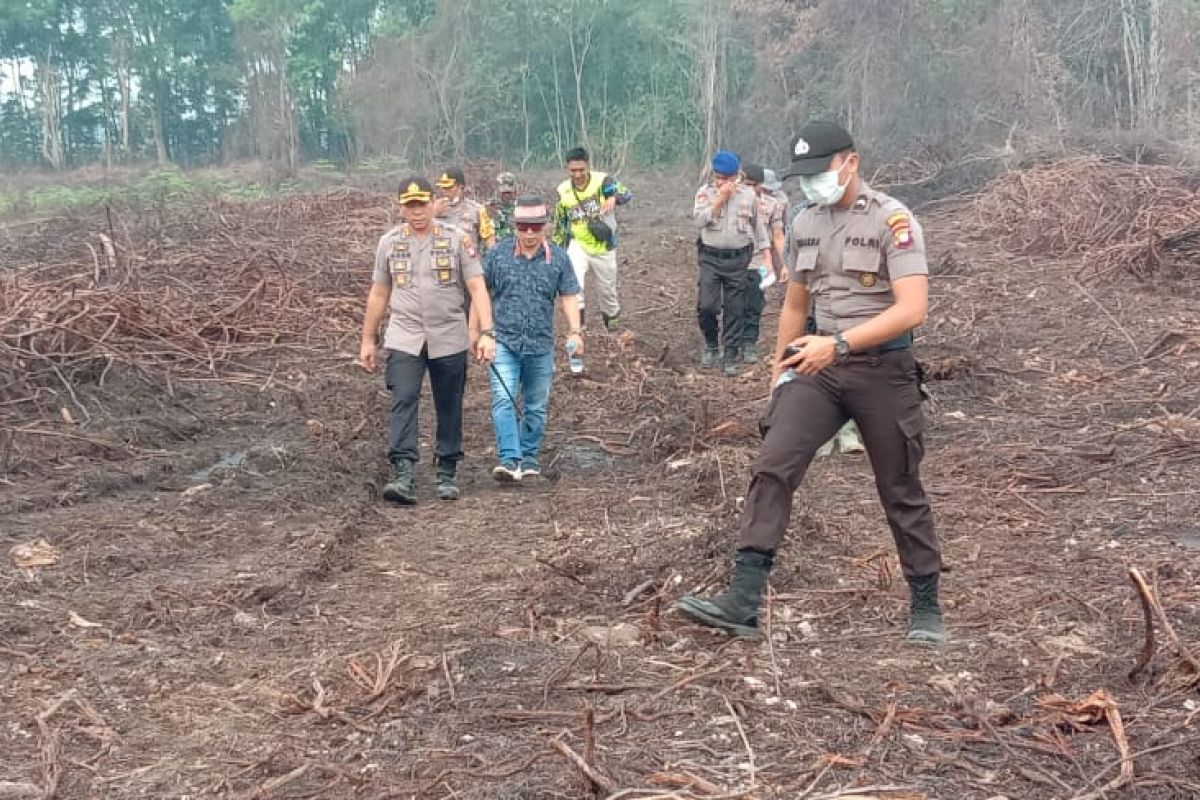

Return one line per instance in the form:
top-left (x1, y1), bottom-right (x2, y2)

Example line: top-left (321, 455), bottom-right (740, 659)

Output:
top-left (360, 177), bottom-right (496, 505)
top-left (693, 150), bottom-right (770, 376)
top-left (677, 122), bottom-right (946, 645)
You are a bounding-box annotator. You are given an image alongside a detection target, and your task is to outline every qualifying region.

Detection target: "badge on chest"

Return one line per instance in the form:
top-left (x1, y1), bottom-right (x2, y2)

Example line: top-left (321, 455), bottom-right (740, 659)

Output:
top-left (389, 240), bottom-right (412, 288)
top-left (433, 237), bottom-right (454, 285)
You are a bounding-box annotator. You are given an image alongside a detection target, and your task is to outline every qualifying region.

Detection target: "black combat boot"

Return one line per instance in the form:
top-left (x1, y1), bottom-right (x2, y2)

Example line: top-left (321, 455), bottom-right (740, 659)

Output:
top-left (602, 311), bottom-right (621, 331)
top-left (675, 549), bottom-right (774, 637)
top-left (723, 352), bottom-right (741, 377)
top-left (906, 572), bottom-right (947, 646)
top-left (382, 460), bottom-right (417, 505)
top-left (435, 460), bottom-right (459, 501)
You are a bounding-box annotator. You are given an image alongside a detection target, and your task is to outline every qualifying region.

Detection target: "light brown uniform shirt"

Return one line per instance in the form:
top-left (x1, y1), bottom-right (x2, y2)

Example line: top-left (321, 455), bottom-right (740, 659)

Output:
top-left (788, 182), bottom-right (927, 332)
top-left (693, 183), bottom-right (770, 251)
top-left (756, 191), bottom-right (786, 234)
top-left (372, 222), bottom-right (483, 358)
top-left (438, 197), bottom-right (494, 249)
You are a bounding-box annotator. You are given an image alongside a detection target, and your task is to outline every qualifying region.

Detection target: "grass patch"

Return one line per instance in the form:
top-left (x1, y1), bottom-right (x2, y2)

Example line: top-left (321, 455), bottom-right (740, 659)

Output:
top-left (0, 167), bottom-right (273, 217)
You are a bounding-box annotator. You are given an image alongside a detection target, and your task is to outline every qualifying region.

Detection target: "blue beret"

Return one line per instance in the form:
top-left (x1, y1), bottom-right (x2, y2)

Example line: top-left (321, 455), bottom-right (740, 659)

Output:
top-left (711, 150), bottom-right (740, 177)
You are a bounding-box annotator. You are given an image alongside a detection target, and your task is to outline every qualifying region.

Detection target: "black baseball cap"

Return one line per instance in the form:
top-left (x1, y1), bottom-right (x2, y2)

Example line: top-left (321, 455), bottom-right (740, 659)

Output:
top-left (781, 121), bottom-right (855, 177)
top-left (742, 163), bottom-right (765, 184)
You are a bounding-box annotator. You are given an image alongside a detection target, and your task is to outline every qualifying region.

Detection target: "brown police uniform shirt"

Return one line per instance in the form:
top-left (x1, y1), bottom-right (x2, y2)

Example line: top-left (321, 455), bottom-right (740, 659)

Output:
top-left (787, 182), bottom-right (926, 332)
top-left (372, 222), bottom-right (483, 358)
top-left (438, 197), bottom-right (494, 248)
top-left (693, 183), bottom-right (770, 251)
top-left (756, 192), bottom-right (786, 235)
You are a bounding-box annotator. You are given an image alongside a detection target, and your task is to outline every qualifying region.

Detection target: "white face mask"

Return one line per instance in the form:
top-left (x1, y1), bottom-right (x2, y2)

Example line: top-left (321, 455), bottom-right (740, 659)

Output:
top-left (798, 162), bottom-right (849, 206)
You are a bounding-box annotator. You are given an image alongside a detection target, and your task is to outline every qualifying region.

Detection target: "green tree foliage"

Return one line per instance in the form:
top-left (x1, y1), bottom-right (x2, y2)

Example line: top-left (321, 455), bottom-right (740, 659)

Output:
top-left (1, 0), bottom-right (1200, 172)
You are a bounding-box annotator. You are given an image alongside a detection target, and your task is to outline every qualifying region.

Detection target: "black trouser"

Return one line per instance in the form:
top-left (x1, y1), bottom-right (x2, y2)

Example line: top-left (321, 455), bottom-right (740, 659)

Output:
top-left (743, 269), bottom-right (765, 345)
top-left (738, 348), bottom-right (940, 578)
top-left (385, 347), bottom-right (467, 467)
top-left (696, 244), bottom-right (751, 358)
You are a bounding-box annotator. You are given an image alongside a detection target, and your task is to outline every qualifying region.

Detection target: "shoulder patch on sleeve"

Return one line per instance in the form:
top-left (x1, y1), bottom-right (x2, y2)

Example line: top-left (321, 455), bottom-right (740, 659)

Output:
top-left (461, 235), bottom-right (478, 259)
top-left (886, 211), bottom-right (914, 249)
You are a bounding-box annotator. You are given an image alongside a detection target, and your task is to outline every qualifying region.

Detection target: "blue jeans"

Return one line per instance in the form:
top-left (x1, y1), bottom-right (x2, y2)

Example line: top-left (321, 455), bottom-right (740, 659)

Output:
top-left (488, 343), bottom-right (555, 465)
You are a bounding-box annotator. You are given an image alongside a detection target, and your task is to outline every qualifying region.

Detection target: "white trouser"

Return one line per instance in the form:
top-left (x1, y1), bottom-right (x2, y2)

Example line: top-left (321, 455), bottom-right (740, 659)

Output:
top-left (567, 240), bottom-right (620, 317)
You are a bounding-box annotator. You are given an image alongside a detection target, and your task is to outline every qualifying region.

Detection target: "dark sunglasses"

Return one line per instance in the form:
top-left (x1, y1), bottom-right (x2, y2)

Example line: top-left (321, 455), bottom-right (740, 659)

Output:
top-left (515, 222), bottom-right (544, 232)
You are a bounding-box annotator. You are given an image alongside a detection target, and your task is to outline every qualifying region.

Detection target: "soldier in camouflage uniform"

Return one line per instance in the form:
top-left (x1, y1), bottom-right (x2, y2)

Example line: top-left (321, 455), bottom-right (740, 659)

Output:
top-left (489, 172), bottom-right (519, 241)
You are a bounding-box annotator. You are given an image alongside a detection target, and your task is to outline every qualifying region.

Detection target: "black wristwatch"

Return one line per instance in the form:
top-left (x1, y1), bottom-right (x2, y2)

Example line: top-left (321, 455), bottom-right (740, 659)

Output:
top-left (834, 332), bottom-right (851, 359)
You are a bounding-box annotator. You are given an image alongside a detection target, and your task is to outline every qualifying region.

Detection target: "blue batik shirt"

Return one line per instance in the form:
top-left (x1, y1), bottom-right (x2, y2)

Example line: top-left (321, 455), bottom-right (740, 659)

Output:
top-left (483, 237), bottom-right (581, 355)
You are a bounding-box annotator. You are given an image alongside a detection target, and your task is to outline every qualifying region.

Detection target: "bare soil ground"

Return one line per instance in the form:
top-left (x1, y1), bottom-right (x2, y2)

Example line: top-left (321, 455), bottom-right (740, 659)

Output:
top-left (2, 167), bottom-right (1199, 800)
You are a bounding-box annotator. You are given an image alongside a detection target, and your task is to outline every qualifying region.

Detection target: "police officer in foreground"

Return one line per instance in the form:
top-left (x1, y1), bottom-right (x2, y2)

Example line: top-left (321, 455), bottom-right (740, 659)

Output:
top-left (677, 122), bottom-right (946, 645)
top-left (693, 150), bottom-right (769, 376)
top-left (360, 177), bottom-right (496, 504)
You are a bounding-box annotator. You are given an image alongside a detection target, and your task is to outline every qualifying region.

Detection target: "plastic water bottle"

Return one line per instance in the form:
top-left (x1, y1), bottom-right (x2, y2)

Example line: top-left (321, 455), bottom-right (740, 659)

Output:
top-left (566, 338), bottom-right (584, 373)
top-left (758, 263), bottom-right (777, 290)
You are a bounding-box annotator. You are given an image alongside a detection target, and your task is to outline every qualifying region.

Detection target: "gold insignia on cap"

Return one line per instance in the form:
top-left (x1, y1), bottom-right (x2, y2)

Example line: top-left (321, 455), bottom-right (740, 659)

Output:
top-left (399, 181), bottom-right (432, 203)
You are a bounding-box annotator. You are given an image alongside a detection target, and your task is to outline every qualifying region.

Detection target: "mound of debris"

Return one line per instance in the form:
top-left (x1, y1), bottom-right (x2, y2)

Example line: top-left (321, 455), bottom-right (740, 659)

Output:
top-left (972, 155), bottom-right (1200, 279)
top-left (1, 190), bottom-right (386, 471)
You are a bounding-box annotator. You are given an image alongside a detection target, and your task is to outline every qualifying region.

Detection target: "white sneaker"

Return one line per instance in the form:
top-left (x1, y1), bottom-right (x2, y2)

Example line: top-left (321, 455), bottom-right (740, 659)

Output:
top-left (492, 462), bottom-right (522, 482)
top-left (835, 421), bottom-right (865, 454)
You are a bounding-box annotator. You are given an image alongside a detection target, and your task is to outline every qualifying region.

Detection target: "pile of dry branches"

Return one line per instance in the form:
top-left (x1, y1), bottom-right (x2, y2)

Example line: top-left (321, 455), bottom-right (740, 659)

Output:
top-left (1, 190), bottom-right (388, 449)
top-left (972, 155), bottom-right (1200, 278)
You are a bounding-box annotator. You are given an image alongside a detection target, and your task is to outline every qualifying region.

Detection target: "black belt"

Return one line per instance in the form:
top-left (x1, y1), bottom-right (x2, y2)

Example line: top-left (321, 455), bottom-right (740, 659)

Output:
top-left (818, 330), bottom-right (913, 355)
top-left (698, 241), bottom-right (752, 259)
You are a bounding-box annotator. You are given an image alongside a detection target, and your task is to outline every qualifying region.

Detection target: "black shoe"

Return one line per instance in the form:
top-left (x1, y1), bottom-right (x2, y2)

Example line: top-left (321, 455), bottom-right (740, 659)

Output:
top-left (435, 462), bottom-right (459, 501)
top-left (699, 347), bottom-right (719, 369)
top-left (382, 461), bottom-right (417, 505)
top-left (906, 572), bottom-right (948, 646)
top-left (675, 549), bottom-right (773, 637)
top-left (602, 311), bottom-right (621, 331)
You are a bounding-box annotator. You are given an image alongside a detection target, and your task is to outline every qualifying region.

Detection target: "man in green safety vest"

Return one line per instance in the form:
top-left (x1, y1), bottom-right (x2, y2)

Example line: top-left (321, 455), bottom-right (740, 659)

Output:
top-left (552, 146), bottom-right (632, 331)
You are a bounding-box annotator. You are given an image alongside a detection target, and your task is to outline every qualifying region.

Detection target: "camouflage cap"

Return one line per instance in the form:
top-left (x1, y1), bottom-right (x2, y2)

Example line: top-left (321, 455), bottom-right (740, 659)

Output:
top-left (497, 172), bottom-right (517, 189)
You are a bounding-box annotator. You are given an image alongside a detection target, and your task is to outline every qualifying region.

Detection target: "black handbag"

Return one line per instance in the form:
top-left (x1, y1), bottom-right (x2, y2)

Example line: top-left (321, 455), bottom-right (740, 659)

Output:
top-left (586, 218), bottom-right (614, 248)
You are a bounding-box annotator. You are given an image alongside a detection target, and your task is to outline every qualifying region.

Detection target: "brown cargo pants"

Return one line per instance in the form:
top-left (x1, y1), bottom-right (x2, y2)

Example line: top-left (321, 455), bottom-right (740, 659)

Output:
top-left (737, 348), bottom-right (941, 578)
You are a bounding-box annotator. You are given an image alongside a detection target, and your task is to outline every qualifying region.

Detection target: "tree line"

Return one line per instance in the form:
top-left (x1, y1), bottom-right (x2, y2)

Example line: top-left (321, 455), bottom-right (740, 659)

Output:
top-left (2, 0), bottom-right (1199, 175)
